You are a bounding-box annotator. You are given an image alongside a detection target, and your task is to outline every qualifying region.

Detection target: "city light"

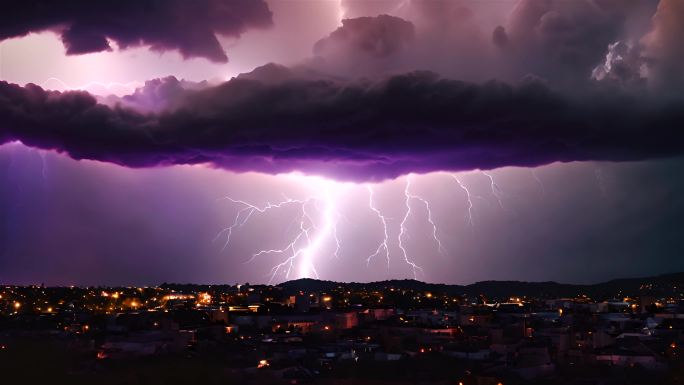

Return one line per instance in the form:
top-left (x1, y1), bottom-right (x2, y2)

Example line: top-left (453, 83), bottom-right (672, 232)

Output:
top-left (257, 359), bottom-right (270, 369)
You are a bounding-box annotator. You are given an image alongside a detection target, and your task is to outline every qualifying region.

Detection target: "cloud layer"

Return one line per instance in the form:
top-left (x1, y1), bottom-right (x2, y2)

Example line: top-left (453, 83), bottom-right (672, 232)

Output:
top-left (0, 0), bottom-right (273, 62)
top-left (2, 1), bottom-right (684, 181)
top-left (2, 69), bottom-right (683, 181)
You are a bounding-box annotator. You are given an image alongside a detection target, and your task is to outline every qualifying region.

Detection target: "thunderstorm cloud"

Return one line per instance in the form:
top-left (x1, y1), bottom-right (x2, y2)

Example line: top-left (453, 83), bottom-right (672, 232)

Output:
top-left (2, 69), bottom-right (684, 181)
top-left (1, 0), bottom-right (684, 181)
top-left (0, 0), bottom-right (273, 62)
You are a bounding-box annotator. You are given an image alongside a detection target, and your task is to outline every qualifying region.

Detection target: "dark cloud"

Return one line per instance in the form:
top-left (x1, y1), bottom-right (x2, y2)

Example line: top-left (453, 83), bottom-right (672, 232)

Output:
top-left (314, 2), bottom-right (659, 87)
top-left (2, 69), bottom-right (684, 181)
top-left (500, 0), bottom-right (655, 85)
top-left (312, 15), bottom-right (415, 76)
top-left (0, 0), bottom-right (273, 62)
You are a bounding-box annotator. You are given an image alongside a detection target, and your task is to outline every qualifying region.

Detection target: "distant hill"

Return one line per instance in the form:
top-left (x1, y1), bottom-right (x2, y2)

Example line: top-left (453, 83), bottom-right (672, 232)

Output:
top-left (276, 272), bottom-right (684, 300)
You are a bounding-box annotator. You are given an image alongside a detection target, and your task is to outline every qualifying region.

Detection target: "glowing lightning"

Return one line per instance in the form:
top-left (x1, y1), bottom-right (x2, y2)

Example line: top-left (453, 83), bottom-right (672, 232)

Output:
top-left (404, 179), bottom-right (445, 254)
top-left (482, 171), bottom-right (506, 210)
top-left (366, 186), bottom-right (391, 269)
top-left (214, 197), bottom-right (306, 251)
top-left (366, 177), bottom-right (439, 277)
top-left (399, 177), bottom-right (425, 279)
top-left (217, 180), bottom-right (341, 284)
top-left (531, 169), bottom-right (546, 196)
top-left (450, 175), bottom-right (476, 226)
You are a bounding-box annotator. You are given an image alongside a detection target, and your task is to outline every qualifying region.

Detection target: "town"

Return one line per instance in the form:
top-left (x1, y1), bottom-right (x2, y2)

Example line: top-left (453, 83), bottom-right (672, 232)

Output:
top-left (1, 274), bottom-right (684, 384)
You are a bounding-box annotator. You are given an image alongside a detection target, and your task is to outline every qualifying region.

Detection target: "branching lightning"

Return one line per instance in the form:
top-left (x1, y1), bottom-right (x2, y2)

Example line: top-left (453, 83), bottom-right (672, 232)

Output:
top-left (450, 175), bottom-right (476, 226)
top-left (366, 186), bottom-right (391, 269)
top-left (216, 181), bottom-right (341, 284)
top-left (531, 169), bottom-right (546, 196)
top-left (216, 170), bottom-right (523, 282)
top-left (364, 176), bottom-right (443, 278)
top-left (404, 178), bottom-right (445, 254)
top-left (398, 180), bottom-right (423, 279)
top-left (482, 171), bottom-right (506, 210)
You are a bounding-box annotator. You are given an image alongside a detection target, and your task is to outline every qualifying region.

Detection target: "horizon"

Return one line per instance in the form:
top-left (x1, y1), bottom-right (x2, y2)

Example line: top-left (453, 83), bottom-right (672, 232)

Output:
top-left (6, 270), bottom-right (684, 289)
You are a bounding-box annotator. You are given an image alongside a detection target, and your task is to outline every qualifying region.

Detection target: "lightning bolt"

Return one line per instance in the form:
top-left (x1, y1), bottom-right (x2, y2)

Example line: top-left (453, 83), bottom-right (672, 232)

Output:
top-left (398, 177), bottom-right (425, 279)
top-left (214, 197), bottom-right (306, 252)
top-left (482, 171), bottom-right (506, 210)
top-left (216, 181), bottom-right (341, 284)
top-left (531, 169), bottom-right (546, 196)
top-left (366, 177), bottom-right (437, 277)
top-left (450, 175), bottom-right (476, 226)
top-left (404, 178), bottom-right (445, 254)
top-left (366, 186), bottom-right (391, 269)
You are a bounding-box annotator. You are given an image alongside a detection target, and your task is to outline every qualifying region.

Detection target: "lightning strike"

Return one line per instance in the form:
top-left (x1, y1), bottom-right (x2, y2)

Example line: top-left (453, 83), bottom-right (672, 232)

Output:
top-left (366, 186), bottom-right (391, 269)
top-left (482, 171), bottom-right (506, 210)
top-left (450, 175), bottom-right (476, 226)
top-left (216, 173), bottom-right (486, 283)
top-left (404, 179), bottom-right (445, 254)
top-left (216, 179), bottom-right (342, 284)
top-left (531, 169), bottom-right (546, 196)
top-left (398, 177), bottom-right (425, 279)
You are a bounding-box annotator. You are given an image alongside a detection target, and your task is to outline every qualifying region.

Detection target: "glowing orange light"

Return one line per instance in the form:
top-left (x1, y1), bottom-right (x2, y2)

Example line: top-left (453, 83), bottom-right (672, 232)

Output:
top-left (198, 292), bottom-right (212, 304)
top-left (13, 302), bottom-right (21, 309)
top-left (257, 359), bottom-right (270, 368)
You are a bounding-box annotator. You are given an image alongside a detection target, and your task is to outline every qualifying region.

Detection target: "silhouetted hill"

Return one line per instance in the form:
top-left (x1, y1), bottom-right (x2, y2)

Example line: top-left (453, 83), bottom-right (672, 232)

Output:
top-left (277, 272), bottom-right (684, 300)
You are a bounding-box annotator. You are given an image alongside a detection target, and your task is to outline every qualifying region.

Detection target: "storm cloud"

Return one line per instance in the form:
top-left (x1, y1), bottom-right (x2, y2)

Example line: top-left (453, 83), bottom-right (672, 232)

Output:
top-left (0, 0), bottom-right (273, 62)
top-left (2, 69), bottom-right (684, 181)
top-left (2, 2), bottom-right (684, 181)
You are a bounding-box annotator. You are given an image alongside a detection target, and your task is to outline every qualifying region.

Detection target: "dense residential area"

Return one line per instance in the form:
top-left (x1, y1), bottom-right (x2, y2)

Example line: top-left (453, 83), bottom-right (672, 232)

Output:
top-left (2, 274), bottom-right (684, 385)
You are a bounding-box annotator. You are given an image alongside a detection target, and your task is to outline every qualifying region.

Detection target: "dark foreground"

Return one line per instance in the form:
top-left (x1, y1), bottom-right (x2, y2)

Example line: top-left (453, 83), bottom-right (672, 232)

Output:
top-left (2, 274), bottom-right (684, 384)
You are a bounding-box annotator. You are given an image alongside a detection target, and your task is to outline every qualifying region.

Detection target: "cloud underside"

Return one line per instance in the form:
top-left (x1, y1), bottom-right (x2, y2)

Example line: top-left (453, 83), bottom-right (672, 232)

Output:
top-left (2, 71), bottom-right (683, 181)
top-left (0, 0), bottom-right (272, 62)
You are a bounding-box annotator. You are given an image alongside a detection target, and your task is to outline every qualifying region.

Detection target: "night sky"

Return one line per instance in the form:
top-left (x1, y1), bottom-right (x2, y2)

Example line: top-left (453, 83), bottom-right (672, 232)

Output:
top-left (1, 0), bottom-right (683, 286)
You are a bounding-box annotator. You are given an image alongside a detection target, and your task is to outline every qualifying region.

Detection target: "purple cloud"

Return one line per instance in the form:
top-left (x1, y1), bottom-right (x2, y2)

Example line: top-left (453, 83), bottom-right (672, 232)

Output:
top-left (2, 69), bottom-right (684, 182)
top-left (0, 0), bottom-right (273, 62)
